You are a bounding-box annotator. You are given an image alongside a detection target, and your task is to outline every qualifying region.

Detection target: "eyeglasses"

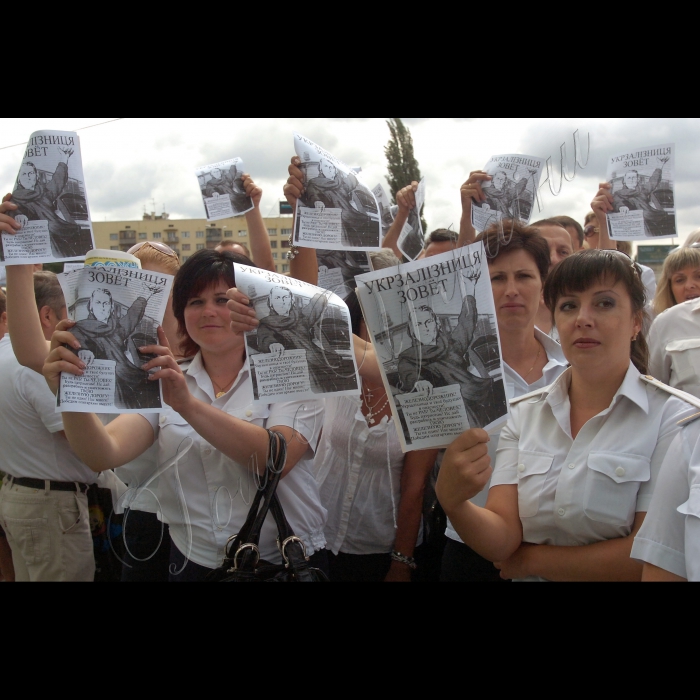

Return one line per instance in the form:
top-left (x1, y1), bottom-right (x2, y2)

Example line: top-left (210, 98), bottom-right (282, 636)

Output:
top-left (583, 225), bottom-right (600, 239)
top-left (127, 241), bottom-right (178, 258)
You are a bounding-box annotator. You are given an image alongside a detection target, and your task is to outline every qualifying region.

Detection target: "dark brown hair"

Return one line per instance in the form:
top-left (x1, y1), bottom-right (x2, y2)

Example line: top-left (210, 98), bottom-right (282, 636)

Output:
top-left (551, 215), bottom-right (584, 247)
top-left (0, 287), bottom-right (6, 317)
top-left (476, 219), bottom-right (551, 283)
top-left (426, 228), bottom-right (458, 245)
top-left (543, 249), bottom-right (649, 374)
top-left (173, 248), bottom-right (254, 358)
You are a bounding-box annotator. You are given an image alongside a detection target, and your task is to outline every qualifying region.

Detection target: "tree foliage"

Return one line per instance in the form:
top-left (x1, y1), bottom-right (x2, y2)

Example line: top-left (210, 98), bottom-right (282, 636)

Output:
top-left (384, 118), bottom-right (427, 232)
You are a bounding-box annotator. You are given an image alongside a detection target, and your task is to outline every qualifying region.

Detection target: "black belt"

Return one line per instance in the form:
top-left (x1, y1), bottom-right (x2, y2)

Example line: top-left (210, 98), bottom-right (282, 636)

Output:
top-left (9, 477), bottom-right (89, 493)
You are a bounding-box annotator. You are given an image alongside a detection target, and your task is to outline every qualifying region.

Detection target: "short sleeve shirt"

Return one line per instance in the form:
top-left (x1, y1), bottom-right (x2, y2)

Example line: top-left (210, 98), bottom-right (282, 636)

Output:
top-left (491, 363), bottom-right (696, 550)
top-left (632, 418), bottom-right (700, 580)
top-left (151, 352), bottom-right (326, 570)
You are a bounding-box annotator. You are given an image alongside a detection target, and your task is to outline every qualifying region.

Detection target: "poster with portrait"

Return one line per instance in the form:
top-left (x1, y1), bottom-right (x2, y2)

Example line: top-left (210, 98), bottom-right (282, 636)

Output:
top-left (606, 144), bottom-right (677, 240)
top-left (355, 243), bottom-right (508, 452)
top-left (471, 154), bottom-right (545, 232)
top-left (234, 263), bottom-right (360, 404)
top-left (0, 131), bottom-right (95, 265)
top-left (316, 249), bottom-right (371, 302)
top-left (195, 157), bottom-right (254, 221)
top-left (56, 266), bottom-right (174, 414)
top-left (292, 133), bottom-right (382, 252)
top-left (397, 177), bottom-right (426, 261)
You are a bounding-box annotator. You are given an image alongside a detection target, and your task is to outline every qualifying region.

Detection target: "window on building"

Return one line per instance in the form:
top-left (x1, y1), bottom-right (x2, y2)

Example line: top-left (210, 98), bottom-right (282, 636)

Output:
top-left (182, 231), bottom-right (190, 238)
top-left (109, 233), bottom-right (118, 240)
top-left (267, 229), bottom-right (277, 236)
top-left (182, 244), bottom-right (191, 251)
top-left (281, 228), bottom-right (292, 237)
top-left (238, 230), bottom-right (247, 238)
top-left (225, 230), bottom-right (233, 238)
top-left (139, 232), bottom-right (147, 240)
top-left (281, 240), bottom-right (290, 248)
top-left (272, 253), bottom-right (278, 259)
top-left (125, 225), bottom-right (131, 229)
top-left (196, 231), bottom-right (205, 238)
top-left (153, 232), bottom-right (162, 239)
top-left (182, 256), bottom-right (189, 262)
top-left (270, 240), bottom-right (277, 249)
top-left (120, 230), bottom-right (136, 240)
top-left (282, 264), bottom-right (289, 273)
top-left (196, 244), bottom-right (205, 250)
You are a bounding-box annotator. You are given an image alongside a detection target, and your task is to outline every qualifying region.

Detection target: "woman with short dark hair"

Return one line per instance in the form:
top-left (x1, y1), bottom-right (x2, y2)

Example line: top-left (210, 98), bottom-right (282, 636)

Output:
top-left (42, 249), bottom-right (328, 582)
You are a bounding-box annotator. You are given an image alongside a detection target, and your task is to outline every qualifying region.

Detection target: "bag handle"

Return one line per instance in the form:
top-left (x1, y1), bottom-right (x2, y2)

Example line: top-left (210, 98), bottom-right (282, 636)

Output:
top-left (224, 430), bottom-right (287, 573)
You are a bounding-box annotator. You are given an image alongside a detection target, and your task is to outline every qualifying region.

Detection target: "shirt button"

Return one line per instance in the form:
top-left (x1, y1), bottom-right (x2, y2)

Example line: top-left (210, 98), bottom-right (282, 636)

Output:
top-left (518, 464), bottom-right (526, 473)
top-left (160, 416), bottom-right (166, 425)
top-left (568, 463), bottom-right (575, 470)
top-left (615, 467), bottom-right (626, 477)
top-left (246, 410), bottom-right (253, 418)
top-left (558, 508), bottom-right (566, 517)
top-left (203, 449), bottom-right (212, 457)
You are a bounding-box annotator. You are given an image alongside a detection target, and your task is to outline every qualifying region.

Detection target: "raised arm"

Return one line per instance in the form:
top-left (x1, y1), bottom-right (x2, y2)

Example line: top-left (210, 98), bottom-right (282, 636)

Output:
top-left (457, 171), bottom-right (491, 248)
top-left (285, 157), bottom-right (319, 285)
top-left (590, 182), bottom-right (616, 250)
top-left (385, 448), bottom-right (439, 582)
top-left (382, 182), bottom-right (417, 259)
top-left (242, 174), bottom-right (276, 273)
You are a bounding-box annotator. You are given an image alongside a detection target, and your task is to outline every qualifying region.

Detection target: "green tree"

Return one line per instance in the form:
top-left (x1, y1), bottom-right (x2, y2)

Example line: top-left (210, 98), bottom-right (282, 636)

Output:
top-left (384, 117), bottom-right (427, 232)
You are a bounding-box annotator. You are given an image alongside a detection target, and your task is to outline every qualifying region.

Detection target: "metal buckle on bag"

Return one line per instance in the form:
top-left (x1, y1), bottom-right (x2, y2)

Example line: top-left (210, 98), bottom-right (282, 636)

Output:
top-left (229, 543), bottom-right (260, 572)
top-left (278, 536), bottom-right (309, 567)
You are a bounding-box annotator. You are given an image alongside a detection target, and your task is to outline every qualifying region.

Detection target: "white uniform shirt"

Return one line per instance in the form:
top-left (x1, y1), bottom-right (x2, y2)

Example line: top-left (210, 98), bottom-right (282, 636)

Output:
top-left (632, 418), bottom-right (700, 580)
top-left (491, 364), bottom-right (696, 580)
top-left (315, 395), bottom-right (406, 556)
top-left (445, 329), bottom-right (568, 542)
top-left (648, 298), bottom-right (700, 399)
top-left (141, 352), bottom-right (326, 570)
top-left (0, 335), bottom-right (98, 484)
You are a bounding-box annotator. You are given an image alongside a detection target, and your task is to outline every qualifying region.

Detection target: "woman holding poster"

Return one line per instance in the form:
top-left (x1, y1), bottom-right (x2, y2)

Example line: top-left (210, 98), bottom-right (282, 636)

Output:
top-left (41, 249), bottom-right (328, 582)
top-left (437, 249), bottom-right (699, 582)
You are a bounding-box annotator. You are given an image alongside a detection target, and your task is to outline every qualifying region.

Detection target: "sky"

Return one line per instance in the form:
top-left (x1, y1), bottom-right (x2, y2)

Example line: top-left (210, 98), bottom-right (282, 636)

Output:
top-left (1, 118), bottom-right (698, 245)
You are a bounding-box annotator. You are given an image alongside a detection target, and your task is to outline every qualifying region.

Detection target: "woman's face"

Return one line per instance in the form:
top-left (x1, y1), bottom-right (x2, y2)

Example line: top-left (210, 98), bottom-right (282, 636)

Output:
top-left (554, 276), bottom-right (641, 374)
top-left (670, 265), bottom-right (700, 304)
top-left (489, 249), bottom-right (543, 334)
top-left (184, 280), bottom-right (242, 354)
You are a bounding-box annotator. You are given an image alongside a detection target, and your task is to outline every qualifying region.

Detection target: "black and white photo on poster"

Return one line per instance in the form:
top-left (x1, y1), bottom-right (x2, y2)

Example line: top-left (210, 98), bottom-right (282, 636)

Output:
top-left (316, 249), bottom-right (371, 302)
top-left (606, 144), bottom-right (677, 240)
top-left (397, 177), bottom-right (426, 261)
top-left (233, 263), bottom-right (360, 404)
top-left (355, 243), bottom-right (508, 452)
top-left (195, 158), bottom-right (254, 221)
top-left (0, 131), bottom-right (94, 266)
top-left (372, 183), bottom-right (395, 236)
top-left (56, 266), bottom-right (174, 414)
top-left (471, 154), bottom-right (544, 232)
top-left (292, 133), bottom-right (381, 251)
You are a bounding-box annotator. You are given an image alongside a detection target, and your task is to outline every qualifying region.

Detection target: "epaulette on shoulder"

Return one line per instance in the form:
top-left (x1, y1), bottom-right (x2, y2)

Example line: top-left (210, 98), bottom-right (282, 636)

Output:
top-left (509, 387), bottom-right (549, 406)
top-left (640, 375), bottom-right (700, 412)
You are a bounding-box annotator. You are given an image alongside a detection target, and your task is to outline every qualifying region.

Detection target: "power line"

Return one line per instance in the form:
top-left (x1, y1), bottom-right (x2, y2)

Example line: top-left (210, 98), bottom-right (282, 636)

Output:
top-left (0, 118), bottom-right (124, 151)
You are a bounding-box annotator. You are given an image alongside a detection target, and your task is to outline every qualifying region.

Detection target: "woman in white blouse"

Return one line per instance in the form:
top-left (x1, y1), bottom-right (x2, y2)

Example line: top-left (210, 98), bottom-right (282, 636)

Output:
top-left (42, 249), bottom-right (327, 582)
top-left (437, 249), bottom-right (697, 581)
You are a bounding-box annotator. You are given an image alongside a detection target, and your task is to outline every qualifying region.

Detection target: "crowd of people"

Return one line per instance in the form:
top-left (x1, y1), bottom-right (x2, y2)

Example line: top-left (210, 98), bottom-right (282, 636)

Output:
top-left (2, 157), bottom-right (700, 583)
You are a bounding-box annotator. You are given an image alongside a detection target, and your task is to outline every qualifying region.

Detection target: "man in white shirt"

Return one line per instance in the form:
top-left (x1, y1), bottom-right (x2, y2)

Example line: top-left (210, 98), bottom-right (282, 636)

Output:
top-left (0, 270), bottom-right (98, 582)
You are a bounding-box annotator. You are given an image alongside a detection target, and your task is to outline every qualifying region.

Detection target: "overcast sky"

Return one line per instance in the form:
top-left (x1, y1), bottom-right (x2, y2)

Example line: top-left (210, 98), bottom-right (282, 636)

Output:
top-left (1, 118), bottom-right (698, 245)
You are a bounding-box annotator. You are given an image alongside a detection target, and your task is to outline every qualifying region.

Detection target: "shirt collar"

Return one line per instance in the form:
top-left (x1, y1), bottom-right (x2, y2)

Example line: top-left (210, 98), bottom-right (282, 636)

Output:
top-left (546, 362), bottom-right (649, 414)
top-left (534, 327), bottom-right (568, 368)
top-left (184, 351), bottom-right (249, 402)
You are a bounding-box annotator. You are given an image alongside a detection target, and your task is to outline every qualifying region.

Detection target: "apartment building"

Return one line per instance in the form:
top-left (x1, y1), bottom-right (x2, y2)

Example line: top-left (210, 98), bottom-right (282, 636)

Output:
top-left (93, 210), bottom-right (294, 275)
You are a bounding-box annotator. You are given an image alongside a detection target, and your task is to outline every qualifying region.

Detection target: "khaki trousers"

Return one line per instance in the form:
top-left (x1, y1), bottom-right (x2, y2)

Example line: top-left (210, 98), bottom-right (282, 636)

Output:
top-left (0, 480), bottom-right (95, 582)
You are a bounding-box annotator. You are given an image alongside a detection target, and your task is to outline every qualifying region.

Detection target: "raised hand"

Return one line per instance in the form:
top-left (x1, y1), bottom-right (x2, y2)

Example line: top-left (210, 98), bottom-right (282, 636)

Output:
top-left (226, 287), bottom-right (259, 336)
top-left (241, 174), bottom-right (263, 208)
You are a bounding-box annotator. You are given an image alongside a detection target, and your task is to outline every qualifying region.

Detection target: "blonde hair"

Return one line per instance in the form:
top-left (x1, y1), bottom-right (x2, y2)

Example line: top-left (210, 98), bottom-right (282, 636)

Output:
top-left (132, 244), bottom-right (180, 275)
top-left (653, 246), bottom-right (700, 315)
top-left (684, 229), bottom-right (700, 247)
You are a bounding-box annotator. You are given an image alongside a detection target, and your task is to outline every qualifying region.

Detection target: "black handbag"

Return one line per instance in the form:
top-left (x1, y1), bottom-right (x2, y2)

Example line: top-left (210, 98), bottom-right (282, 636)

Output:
top-left (208, 431), bottom-right (328, 583)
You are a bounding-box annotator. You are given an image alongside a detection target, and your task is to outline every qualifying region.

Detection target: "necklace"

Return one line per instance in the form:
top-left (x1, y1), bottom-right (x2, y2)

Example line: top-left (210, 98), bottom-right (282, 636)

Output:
top-left (211, 375), bottom-right (237, 399)
top-left (522, 341), bottom-right (542, 380)
top-left (365, 397), bottom-right (390, 425)
top-left (362, 382), bottom-right (390, 425)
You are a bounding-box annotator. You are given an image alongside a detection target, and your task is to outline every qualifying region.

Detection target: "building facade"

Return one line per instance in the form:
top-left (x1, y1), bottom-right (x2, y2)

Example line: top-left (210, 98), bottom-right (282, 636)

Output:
top-left (93, 211), bottom-right (294, 275)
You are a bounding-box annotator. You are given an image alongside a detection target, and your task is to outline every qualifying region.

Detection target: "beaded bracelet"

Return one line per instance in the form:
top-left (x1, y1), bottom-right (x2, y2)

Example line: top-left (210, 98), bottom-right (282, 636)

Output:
top-left (391, 550), bottom-right (417, 570)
